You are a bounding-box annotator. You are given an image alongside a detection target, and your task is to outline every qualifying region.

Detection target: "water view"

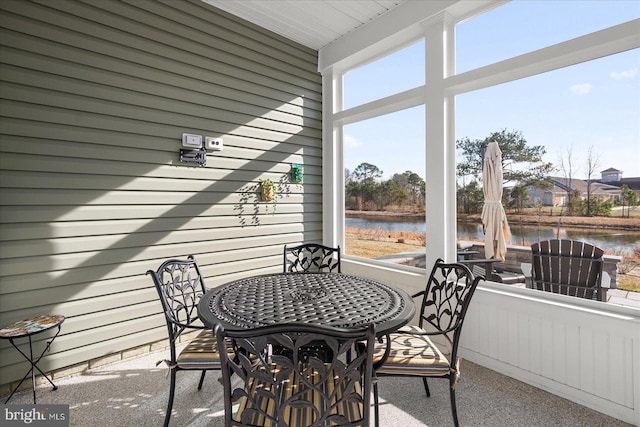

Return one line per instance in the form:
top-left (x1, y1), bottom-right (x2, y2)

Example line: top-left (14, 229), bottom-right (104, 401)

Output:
top-left (345, 217), bottom-right (640, 253)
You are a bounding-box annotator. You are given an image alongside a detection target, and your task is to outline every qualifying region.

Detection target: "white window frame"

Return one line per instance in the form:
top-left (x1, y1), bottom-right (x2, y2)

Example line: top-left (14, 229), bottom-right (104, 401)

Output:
top-left (319, 1), bottom-right (639, 277)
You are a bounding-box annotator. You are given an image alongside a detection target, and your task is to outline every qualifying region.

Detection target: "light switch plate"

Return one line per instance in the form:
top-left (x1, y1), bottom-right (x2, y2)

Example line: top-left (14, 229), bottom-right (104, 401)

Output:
top-left (182, 133), bottom-right (202, 148)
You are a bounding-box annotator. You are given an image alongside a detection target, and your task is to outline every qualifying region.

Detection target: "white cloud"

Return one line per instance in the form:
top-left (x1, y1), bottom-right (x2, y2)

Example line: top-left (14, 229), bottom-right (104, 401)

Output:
top-left (344, 134), bottom-right (362, 149)
top-left (569, 83), bottom-right (592, 95)
top-left (610, 68), bottom-right (638, 80)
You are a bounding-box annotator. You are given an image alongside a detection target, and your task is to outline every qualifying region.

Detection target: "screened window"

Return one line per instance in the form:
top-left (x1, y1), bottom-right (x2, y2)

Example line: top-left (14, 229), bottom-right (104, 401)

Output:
top-left (343, 106), bottom-right (425, 262)
top-left (343, 40), bottom-right (425, 109)
top-left (456, 18), bottom-right (639, 250)
top-left (333, 0), bottom-right (637, 271)
top-left (456, 1), bottom-right (640, 74)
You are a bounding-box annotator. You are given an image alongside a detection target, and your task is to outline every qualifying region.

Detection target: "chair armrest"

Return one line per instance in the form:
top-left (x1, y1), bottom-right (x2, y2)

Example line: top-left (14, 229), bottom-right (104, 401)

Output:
top-left (411, 290), bottom-right (425, 299)
top-left (459, 258), bottom-right (502, 281)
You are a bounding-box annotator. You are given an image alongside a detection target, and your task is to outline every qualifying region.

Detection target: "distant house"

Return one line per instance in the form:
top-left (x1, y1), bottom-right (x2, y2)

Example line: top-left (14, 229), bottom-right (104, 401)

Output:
top-left (600, 167), bottom-right (624, 182)
top-left (594, 168), bottom-right (640, 199)
top-left (527, 170), bottom-right (627, 207)
top-left (526, 180), bottom-right (559, 207)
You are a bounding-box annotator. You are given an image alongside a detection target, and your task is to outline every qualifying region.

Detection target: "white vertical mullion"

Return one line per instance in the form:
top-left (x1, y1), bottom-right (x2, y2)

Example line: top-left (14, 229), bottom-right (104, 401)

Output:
top-left (423, 12), bottom-right (456, 269)
top-left (322, 67), bottom-right (344, 249)
top-left (444, 13), bottom-right (457, 263)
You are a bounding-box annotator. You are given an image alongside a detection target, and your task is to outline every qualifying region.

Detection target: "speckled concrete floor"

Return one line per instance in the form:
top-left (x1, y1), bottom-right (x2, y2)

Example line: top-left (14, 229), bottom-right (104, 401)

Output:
top-left (1, 349), bottom-right (632, 427)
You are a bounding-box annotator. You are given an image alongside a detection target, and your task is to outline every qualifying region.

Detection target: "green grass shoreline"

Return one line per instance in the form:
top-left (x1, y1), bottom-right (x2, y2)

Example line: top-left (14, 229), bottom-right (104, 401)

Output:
top-left (347, 209), bottom-right (640, 231)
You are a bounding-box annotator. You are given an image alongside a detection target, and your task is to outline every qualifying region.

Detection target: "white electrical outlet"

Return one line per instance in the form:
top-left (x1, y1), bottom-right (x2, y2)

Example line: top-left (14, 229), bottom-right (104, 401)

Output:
top-left (182, 133), bottom-right (202, 148)
top-left (205, 136), bottom-right (223, 151)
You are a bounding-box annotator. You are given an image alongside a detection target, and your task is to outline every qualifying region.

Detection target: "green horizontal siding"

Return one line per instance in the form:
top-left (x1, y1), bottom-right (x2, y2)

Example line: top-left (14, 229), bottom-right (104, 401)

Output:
top-left (0, 0), bottom-right (322, 386)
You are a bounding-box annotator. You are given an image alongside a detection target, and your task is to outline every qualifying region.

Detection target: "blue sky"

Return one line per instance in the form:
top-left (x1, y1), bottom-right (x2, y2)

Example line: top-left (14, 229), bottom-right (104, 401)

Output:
top-left (343, 1), bottom-right (640, 181)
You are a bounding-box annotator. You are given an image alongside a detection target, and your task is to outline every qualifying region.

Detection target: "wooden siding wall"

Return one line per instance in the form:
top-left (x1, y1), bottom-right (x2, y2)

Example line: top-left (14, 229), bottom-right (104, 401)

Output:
top-left (0, 0), bottom-right (322, 386)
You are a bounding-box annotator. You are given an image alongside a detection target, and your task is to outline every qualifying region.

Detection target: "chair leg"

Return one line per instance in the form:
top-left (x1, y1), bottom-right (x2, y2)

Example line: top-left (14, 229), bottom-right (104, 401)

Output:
top-left (373, 382), bottom-right (380, 427)
top-left (422, 377), bottom-right (431, 397)
top-left (197, 370), bottom-right (206, 390)
top-left (164, 369), bottom-right (177, 427)
top-left (450, 383), bottom-right (459, 427)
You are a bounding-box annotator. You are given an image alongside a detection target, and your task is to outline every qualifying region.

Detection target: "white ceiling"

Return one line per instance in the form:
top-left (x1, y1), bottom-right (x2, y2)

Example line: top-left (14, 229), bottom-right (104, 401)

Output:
top-left (203, 0), bottom-right (407, 50)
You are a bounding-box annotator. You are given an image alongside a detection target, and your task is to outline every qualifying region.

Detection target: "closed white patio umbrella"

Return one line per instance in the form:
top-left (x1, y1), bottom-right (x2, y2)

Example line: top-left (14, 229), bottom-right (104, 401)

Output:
top-left (481, 141), bottom-right (511, 259)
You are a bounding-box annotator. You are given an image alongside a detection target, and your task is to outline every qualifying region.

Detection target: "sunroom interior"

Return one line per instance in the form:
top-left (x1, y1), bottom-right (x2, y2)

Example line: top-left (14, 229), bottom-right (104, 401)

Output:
top-left (0, 0), bottom-right (639, 425)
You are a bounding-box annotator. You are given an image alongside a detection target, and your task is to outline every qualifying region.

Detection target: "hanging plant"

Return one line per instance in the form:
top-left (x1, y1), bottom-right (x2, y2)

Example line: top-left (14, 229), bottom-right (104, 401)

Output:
top-left (259, 178), bottom-right (277, 213)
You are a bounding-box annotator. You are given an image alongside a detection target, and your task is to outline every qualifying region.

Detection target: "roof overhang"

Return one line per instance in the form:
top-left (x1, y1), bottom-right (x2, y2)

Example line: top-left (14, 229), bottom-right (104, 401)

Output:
top-left (203, 1), bottom-right (505, 72)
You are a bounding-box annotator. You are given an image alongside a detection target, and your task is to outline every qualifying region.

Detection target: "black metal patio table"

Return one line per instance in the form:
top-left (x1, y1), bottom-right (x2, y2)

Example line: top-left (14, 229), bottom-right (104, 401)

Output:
top-left (198, 272), bottom-right (415, 338)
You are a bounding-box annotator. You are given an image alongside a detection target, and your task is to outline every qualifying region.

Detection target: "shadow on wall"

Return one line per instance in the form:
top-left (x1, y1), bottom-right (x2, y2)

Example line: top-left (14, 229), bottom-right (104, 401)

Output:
top-left (0, 0), bottom-right (318, 387)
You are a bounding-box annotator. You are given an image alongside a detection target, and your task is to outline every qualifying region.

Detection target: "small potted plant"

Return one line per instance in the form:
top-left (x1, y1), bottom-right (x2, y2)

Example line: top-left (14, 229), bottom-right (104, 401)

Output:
top-left (259, 178), bottom-right (277, 213)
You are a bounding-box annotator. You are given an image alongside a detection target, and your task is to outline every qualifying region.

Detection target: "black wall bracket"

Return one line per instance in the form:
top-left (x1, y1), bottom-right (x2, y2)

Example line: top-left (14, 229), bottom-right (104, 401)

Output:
top-left (179, 148), bottom-right (207, 167)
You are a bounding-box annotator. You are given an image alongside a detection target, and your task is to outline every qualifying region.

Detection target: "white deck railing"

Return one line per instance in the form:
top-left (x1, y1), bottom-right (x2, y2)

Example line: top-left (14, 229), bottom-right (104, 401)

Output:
top-left (344, 258), bottom-right (640, 425)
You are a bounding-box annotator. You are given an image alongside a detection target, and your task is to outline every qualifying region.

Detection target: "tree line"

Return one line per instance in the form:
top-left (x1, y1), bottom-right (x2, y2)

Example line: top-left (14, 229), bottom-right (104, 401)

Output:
top-left (456, 129), bottom-right (638, 217)
top-left (346, 129), bottom-right (639, 217)
top-left (345, 163), bottom-right (425, 211)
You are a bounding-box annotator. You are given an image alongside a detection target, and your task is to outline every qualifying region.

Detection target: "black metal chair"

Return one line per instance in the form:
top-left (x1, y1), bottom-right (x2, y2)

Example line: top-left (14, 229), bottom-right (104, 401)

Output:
top-left (372, 259), bottom-right (481, 427)
top-left (147, 255), bottom-right (224, 427)
top-left (215, 322), bottom-right (375, 427)
top-left (530, 239), bottom-right (606, 301)
top-left (284, 243), bottom-right (341, 273)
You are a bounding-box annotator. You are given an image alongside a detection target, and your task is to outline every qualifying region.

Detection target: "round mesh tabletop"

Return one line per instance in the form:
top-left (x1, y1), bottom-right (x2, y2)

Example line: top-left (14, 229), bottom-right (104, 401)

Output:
top-left (199, 273), bottom-right (415, 334)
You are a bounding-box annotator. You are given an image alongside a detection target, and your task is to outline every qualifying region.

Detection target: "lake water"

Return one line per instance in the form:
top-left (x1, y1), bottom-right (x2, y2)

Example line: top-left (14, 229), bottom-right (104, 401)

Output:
top-left (345, 217), bottom-right (640, 253)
